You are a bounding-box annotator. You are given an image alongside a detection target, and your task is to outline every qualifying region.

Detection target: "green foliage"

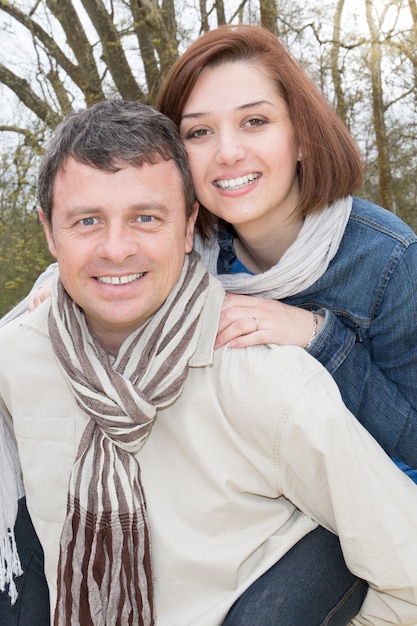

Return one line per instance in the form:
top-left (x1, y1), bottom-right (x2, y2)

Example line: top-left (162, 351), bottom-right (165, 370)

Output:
top-left (0, 215), bottom-right (53, 317)
top-left (0, 142), bottom-right (53, 318)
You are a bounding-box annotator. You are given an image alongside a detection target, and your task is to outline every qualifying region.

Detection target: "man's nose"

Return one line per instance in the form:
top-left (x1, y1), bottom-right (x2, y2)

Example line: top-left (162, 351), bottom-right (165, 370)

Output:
top-left (96, 222), bottom-right (139, 263)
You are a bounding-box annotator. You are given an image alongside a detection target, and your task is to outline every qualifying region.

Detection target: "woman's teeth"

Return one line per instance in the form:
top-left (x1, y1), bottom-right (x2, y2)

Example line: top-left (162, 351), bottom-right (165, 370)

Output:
top-left (215, 173), bottom-right (260, 190)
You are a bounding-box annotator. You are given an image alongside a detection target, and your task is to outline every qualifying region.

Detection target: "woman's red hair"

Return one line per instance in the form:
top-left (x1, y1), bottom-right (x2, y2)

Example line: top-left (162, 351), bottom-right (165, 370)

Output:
top-left (157, 24), bottom-right (363, 239)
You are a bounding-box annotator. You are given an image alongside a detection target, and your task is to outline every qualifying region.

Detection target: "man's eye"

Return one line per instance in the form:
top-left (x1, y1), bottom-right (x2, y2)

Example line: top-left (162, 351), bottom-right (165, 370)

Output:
top-left (80, 217), bottom-right (97, 226)
top-left (138, 215), bottom-right (154, 223)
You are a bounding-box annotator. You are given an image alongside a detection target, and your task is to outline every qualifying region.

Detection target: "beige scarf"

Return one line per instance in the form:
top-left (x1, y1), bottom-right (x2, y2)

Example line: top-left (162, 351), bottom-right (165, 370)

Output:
top-left (48, 251), bottom-right (210, 626)
top-left (195, 197), bottom-right (352, 298)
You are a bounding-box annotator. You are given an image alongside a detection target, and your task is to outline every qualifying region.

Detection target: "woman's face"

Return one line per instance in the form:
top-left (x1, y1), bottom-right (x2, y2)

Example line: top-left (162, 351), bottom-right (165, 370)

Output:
top-left (180, 60), bottom-right (301, 234)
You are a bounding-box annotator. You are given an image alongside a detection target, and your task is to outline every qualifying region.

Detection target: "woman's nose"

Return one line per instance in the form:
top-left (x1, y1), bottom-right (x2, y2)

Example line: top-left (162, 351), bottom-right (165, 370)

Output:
top-left (215, 129), bottom-right (246, 166)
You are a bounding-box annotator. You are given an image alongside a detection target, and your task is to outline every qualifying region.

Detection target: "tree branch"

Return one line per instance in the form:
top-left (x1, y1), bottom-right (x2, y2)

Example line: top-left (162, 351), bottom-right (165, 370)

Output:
top-left (0, 62), bottom-right (61, 127)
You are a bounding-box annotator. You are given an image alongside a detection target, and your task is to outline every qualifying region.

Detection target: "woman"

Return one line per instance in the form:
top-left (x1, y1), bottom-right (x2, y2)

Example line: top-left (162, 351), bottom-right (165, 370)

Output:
top-left (157, 24), bottom-right (417, 478)
top-left (155, 24), bottom-right (417, 624)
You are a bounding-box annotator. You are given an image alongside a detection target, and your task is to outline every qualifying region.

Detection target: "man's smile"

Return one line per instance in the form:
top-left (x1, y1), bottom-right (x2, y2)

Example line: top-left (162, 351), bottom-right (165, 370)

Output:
top-left (96, 273), bottom-right (144, 285)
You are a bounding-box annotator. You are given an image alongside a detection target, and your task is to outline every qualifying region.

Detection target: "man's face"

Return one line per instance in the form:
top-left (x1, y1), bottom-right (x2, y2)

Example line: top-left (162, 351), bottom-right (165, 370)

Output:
top-left (39, 157), bottom-right (197, 352)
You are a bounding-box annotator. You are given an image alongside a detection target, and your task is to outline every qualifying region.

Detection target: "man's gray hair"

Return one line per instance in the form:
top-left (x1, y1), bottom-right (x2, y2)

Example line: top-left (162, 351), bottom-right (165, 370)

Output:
top-left (38, 99), bottom-right (196, 224)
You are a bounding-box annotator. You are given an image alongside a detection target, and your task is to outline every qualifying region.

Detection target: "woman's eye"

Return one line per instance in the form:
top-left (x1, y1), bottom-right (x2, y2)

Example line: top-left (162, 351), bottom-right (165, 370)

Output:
top-left (80, 217), bottom-right (97, 226)
top-left (186, 128), bottom-right (210, 139)
top-left (244, 118), bottom-right (266, 127)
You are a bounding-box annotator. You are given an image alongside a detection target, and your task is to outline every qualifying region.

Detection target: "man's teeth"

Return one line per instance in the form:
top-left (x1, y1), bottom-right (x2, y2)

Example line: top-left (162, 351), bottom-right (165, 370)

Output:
top-left (216, 173), bottom-right (260, 190)
top-left (97, 273), bottom-right (143, 285)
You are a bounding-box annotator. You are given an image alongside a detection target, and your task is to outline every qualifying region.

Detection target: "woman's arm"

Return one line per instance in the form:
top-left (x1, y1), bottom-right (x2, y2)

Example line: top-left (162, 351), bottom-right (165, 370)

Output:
top-left (311, 311), bottom-right (417, 465)
top-left (309, 243), bottom-right (417, 468)
top-left (214, 243), bottom-right (417, 470)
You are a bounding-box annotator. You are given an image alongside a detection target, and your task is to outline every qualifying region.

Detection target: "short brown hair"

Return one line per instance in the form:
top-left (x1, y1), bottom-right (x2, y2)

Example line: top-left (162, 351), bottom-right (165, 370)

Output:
top-left (38, 100), bottom-right (196, 226)
top-left (157, 24), bottom-right (363, 239)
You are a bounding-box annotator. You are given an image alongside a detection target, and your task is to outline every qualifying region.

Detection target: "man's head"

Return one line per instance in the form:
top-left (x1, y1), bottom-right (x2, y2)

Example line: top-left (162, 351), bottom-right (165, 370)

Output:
top-left (38, 100), bottom-right (198, 353)
top-left (38, 100), bottom-right (196, 225)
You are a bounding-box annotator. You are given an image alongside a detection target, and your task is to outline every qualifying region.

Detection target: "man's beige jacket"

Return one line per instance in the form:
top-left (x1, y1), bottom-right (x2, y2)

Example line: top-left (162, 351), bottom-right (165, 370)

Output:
top-left (1, 284), bottom-right (417, 625)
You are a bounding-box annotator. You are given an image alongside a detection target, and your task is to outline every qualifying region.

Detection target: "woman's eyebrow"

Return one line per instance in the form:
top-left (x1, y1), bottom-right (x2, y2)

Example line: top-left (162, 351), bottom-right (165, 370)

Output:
top-left (181, 100), bottom-right (274, 121)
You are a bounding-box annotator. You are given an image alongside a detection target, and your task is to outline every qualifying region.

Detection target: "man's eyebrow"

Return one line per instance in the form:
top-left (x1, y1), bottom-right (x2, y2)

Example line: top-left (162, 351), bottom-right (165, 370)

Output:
top-left (64, 203), bottom-right (170, 216)
top-left (63, 206), bottom-right (100, 219)
top-left (131, 202), bottom-right (170, 214)
top-left (181, 100), bottom-right (274, 121)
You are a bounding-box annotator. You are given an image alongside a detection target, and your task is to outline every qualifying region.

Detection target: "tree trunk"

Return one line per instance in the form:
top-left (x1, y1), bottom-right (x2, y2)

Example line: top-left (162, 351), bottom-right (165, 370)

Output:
top-left (216, 0), bottom-right (226, 26)
top-left (260, 0), bottom-right (278, 35)
top-left (200, 0), bottom-right (209, 32)
top-left (133, 0), bottom-right (178, 89)
top-left (365, 0), bottom-right (393, 211)
top-left (44, 0), bottom-right (105, 104)
top-left (79, 0), bottom-right (144, 101)
top-left (129, 0), bottom-right (160, 101)
top-left (331, 0), bottom-right (348, 124)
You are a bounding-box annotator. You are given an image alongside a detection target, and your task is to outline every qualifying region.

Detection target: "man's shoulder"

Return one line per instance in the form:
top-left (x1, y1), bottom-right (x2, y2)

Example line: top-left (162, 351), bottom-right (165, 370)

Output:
top-left (211, 343), bottom-right (334, 402)
top-left (193, 343), bottom-right (343, 444)
top-left (0, 300), bottom-right (51, 356)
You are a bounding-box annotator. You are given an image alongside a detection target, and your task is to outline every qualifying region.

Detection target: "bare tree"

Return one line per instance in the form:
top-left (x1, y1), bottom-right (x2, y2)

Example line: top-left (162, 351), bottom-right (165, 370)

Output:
top-left (0, 0), bottom-right (416, 316)
top-left (0, 0), bottom-right (181, 140)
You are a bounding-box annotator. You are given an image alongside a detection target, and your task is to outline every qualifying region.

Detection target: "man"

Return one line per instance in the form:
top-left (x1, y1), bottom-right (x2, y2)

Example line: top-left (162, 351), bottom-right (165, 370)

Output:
top-left (0, 100), bottom-right (416, 626)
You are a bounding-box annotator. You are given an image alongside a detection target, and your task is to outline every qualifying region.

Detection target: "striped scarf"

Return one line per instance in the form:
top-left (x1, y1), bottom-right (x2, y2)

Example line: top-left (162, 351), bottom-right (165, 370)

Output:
top-left (48, 251), bottom-right (210, 626)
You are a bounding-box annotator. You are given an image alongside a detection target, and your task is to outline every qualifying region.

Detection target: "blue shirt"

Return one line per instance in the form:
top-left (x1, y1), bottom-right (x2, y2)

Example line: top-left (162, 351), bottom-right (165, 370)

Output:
top-left (217, 196), bottom-right (417, 483)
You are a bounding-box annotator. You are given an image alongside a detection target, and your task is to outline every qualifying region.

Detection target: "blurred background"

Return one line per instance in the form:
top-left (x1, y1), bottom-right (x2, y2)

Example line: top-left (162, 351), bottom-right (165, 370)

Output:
top-left (0, 0), bottom-right (415, 315)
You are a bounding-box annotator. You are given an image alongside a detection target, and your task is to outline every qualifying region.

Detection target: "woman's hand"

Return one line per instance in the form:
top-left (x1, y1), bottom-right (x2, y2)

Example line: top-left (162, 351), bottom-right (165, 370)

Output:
top-left (28, 278), bottom-right (53, 312)
top-left (215, 292), bottom-right (323, 349)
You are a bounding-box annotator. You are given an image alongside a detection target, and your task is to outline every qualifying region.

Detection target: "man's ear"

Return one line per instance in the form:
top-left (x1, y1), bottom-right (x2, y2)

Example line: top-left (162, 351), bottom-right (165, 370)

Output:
top-left (38, 207), bottom-right (57, 258)
top-left (185, 201), bottom-right (199, 253)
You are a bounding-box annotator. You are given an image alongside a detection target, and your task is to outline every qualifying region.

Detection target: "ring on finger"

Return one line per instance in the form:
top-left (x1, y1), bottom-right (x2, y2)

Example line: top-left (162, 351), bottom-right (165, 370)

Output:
top-left (252, 317), bottom-right (259, 332)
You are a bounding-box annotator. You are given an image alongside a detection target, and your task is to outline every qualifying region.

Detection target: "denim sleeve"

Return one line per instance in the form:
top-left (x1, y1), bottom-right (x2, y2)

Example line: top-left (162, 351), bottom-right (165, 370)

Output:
top-left (307, 243), bottom-right (417, 469)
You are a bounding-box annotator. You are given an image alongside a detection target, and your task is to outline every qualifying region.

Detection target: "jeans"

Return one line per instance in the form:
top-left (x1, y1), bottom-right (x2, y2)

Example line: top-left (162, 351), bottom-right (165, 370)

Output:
top-left (222, 525), bottom-right (368, 626)
top-left (0, 498), bottom-right (50, 626)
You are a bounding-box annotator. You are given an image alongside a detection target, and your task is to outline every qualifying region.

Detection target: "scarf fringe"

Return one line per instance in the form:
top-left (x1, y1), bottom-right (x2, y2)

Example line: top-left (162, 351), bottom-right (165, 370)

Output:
top-left (0, 529), bottom-right (23, 604)
top-left (54, 484), bottom-right (154, 625)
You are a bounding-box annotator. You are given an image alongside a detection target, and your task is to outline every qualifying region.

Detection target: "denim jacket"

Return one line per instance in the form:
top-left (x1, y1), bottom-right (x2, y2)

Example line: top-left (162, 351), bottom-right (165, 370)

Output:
top-left (217, 197), bottom-right (417, 482)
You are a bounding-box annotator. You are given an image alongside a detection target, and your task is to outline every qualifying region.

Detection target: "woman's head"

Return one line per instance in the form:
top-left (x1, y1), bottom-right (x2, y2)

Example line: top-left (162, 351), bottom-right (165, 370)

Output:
top-left (157, 24), bottom-right (363, 239)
